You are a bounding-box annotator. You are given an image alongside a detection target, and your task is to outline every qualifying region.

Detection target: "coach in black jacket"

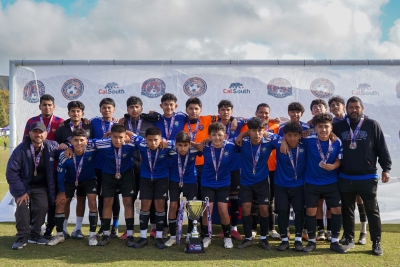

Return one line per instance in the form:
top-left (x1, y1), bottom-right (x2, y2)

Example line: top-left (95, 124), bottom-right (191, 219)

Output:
top-left (332, 96), bottom-right (391, 256)
top-left (6, 122), bottom-right (59, 249)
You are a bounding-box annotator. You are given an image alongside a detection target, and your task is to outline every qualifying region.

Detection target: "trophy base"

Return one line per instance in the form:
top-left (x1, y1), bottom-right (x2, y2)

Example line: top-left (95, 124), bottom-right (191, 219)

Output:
top-left (185, 238), bottom-right (205, 253)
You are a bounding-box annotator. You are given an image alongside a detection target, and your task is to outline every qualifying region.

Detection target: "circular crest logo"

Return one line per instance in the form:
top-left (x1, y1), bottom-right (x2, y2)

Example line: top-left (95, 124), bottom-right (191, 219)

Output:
top-left (198, 125), bottom-right (204, 131)
top-left (183, 77), bottom-right (207, 97)
top-left (396, 81), bottom-right (400, 98)
top-left (23, 80), bottom-right (45, 103)
top-left (141, 78), bottom-right (166, 98)
top-left (224, 151), bottom-right (229, 157)
top-left (267, 78), bottom-right (292, 98)
top-left (310, 78), bottom-right (335, 98)
top-left (61, 78), bottom-right (84, 100)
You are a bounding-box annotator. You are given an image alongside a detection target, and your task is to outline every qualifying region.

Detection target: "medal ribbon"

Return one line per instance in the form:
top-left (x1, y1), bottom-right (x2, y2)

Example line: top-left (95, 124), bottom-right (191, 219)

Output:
top-left (163, 113), bottom-right (176, 140)
top-left (114, 147), bottom-right (122, 176)
top-left (30, 143), bottom-right (44, 175)
top-left (69, 121), bottom-right (82, 132)
top-left (225, 122), bottom-right (231, 138)
top-left (250, 143), bottom-right (262, 175)
top-left (101, 118), bottom-right (115, 134)
top-left (287, 146), bottom-right (300, 179)
top-left (177, 154), bottom-right (189, 186)
top-left (177, 198), bottom-right (185, 245)
top-left (210, 141), bottom-right (226, 180)
top-left (206, 197), bottom-right (212, 239)
top-left (316, 138), bottom-right (332, 164)
top-left (147, 148), bottom-right (159, 179)
top-left (72, 150), bottom-right (85, 186)
top-left (40, 114), bottom-right (53, 133)
top-left (188, 119), bottom-right (200, 141)
top-left (346, 115), bottom-right (364, 144)
top-left (128, 118), bottom-right (142, 135)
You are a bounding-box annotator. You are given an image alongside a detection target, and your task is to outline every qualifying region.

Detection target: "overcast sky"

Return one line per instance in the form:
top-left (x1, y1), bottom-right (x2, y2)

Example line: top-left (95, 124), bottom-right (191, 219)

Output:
top-left (1, 0), bottom-right (400, 75)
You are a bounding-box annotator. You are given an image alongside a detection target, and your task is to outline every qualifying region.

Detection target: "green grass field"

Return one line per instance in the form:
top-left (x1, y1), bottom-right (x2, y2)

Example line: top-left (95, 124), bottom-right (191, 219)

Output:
top-left (1, 136), bottom-right (400, 266)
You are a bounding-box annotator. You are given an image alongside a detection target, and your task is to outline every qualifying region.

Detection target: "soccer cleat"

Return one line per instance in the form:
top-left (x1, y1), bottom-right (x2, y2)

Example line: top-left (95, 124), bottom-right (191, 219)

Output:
top-left (326, 231), bottom-right (332, 241)
top-left (110, 227), bottom-right (118, 239)
top-left (126, 236), bottom-right (136, 247)
top-left (251, 230), bottom-right (257, 239)
top-left (11, 238), bottom-right (27, 250)
top-left (330, 241), bottom-right (348, 253)
top-left (97, 235), bottom-right (110, 246)
top-left (237, 239), bottom-right (254, 249)
top-left (316, 230), bottom-right (326, 241)
top-left (203, 237), bottom-right (211, 248)
top-left (88, 235), bottom-right (98, 246)
top-left (269, 230), bottom-right (280, 240)
top-left (302, 229), bottom-right (309, 241)
top-left (133, 238), bottom-right (148, 248)
top-left (47, 235), bottom-right (65, 246)
top-left (218, 230), bottom-right (224, 238)
top-left (277, 241), bottom-right (289, 251)
top-left (303, 241), bottom-right (316, 252)
top-left (162, 227), bottom-right (169, 239)
top-left (155, 238), bottom-right (165, 249)
top-left (120, 230), bottom-right (128, 240)
top-left (259, 239), bottom-right (271, 250)
top-left (72, 229), bottom-right (84, 240)
top-left (165, 237), bottom-right (177, 247)
top-left (28, 235), bottom-right (49, 245)
top-left (230, 230), bottom-right (242, 240)
top-left (224, 237), bottom-right (233, 249)
top-left (342, 238), bottom-right (355, 249)
top-left (372, 240), bottom-right (383, 256)
top-left (96, 227), bottom-right (103, 238)
top-left (358, 232), bottom-right (367, 245)
top-left (294, 241), bottom-right (304, 251)
top-left (150, 229), bottom-right (156, 238)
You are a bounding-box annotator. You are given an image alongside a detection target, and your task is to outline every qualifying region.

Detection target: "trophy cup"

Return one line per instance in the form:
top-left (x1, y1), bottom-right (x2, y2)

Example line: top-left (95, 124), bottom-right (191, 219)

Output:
top-left (184, 200), bottom-right (207, 253)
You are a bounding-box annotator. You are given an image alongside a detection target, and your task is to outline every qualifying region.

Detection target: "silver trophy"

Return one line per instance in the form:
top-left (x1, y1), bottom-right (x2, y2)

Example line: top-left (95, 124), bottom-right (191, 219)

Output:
top-left (184, 199), bottom-right (207, 253)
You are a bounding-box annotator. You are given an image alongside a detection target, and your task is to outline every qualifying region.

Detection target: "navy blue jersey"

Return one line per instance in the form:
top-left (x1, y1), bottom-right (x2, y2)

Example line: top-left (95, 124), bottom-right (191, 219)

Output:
top-left (169, 147), bottom-right (202, 184)
top-left (57, 147), bottom-right (97, 192)
top-left (278, 121), bottom-right (310, 137)
top-left (201, 140), bottom-right (237, 188)
top-left (219, 118), bottom-right (245, 171)
top-left (303, 135), bottom-right (342, 185)
top-left (238, 134), bottom-right (277, 186)
top-left (153, 112), bottom-right (188, 140)
top-left (91, 117), bottom-right (118, 169)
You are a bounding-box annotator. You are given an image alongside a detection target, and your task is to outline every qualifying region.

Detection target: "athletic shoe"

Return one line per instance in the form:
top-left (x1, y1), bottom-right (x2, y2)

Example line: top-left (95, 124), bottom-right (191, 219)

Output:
top-left (88, 235), bottom-right (98, 246)
top-left (294, 241), bottom-right (304, 251)
top-left (217, 230), bottom-right (224, 238)
top-left (277, 241), bottom-right (289, 251)
top-left (342, 238), bottom-right (355, 249)
top-left (63, 231), bottom-right (70, 240)
top-left (330, 241), bottom-right (347, 253)
top-left (162, 227), bottom-right (169, 239)
top-left (303, 241), bottom-right (316, 252)
top-left (120, 230), bottom-right (128, 240)
top-left (155, 238), bottom-right (165, 249)
top-left (133, 238), bottom-right (148, 248)
top-left (97, 235), bottom-right (110, 246)
top-left (47, 235), bottom-right (64, 246)
top-left (165, 237), bottom-right (177, 247)
top-left (110, 227), bottom-right (118, 239)
top-left (302, 229), bottom-right (309, 241)
top-left (269, 230), bottom-right (280, 239)
top-left (28, 235), bottom-right (49, 245)
top-left (126, 236), bottom-right (135, 247)
top-left (339, 235), bottom-right (346, 244)
top-left (259, 239), bottom-right (271, 250)
top-left (150, 229), bottom-right (156, 238)
top-left (237, 239), bottom-right (254, 249)
top-left (96, 227), bottom-right (103, 238)
top-left (72, 229), bottom-right (84, 240)
top-left (326, 231), bottom-right (332, 241)
top-left (251, 230), bottom-right (257, 239)
top-left (11, 238), bottom-right (27, 250)
top-left (230, 230), bottom-right (242, 240)
top-left (372, 240), bottom-right (383, 256)
top-left (203, 237), bottom-right (211, 248)
top-left (224, 237), bottom-right (233, 249)
top-left (316, 230), bottom-right (326, 241)
top-left (358, 232), bottom-right (367, 245)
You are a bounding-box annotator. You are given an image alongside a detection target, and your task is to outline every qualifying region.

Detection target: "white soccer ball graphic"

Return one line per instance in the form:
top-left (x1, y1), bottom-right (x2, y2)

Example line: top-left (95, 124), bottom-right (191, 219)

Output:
top-left (189, 83), bottom-right (201, 92)
top-left (316, 84), bottom-right (329, 93)
top-left (68, 85), bottom-right (78, 95)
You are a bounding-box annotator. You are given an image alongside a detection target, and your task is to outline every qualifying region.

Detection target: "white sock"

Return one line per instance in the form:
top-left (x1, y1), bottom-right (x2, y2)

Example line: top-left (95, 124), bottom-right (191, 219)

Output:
top-left (309, 238), bottom-right (316, 243)
top-left (231, 226), bottom-right (237, 231)
top-left (89, 232), bottom-right (95, 238)
top-left (74, 216), bottom-right (83, 231)
top-left (260, 236), bottom-right (266, 240)
top-left (127, 230), bottom-right (133, 236)
top-left (170, 236), bottom-right (176, 239)
top-left (151, 224), bottom-right (156, 230)
top-left (361, 222), bottom-right (367, 233)
top-left (63, 220), bottom-right (68, 233)
top-left (140, 230), bottom-right (147, 238)
top-left (282, 237), bottom-right (289, 241)
top-left (332, 238), bottom-right (338, 243)
top-left (156, 231), bottom-right (162, 238)
top-left (104, 230), bottom-right (110, 236)
top-left (295, 237), bottom-right (302, 242)
top-left (57, 232), bottom-right (63, 237)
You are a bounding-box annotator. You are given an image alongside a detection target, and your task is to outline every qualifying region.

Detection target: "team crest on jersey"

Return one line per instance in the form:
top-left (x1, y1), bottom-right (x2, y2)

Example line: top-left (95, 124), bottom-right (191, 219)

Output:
top-left (267, 78), bottom-right (292, 98)
top-left (199, 125), bottom-right (204, 131)
top-left (174, 121), bottom-right (179, 127)
top-left (141, 78), bottom-right (166, 98)
top-left (61, 78), bottom-right (84, 100)
top-left (299, 148), bottom-right (304, 153)
top-left (160, 154), bottom-right (165, 158)
top-left (262, 147), bottom-right (267, 152)
top-left (88, 157), bottom-right (92, 161)
top-left (191, 156), bottom-right (195, 160)
top-left (310, 78), bottom-right (335, 98)
top-left (224, 151), bottom-right (229, 157)
top-left (396, 81), bottom-right (400, 98)
top-left (183, 77), bottom-right (207, 97)
top-left (122, 154), bottom-right (127, 158)
top-left (23, 80), bottom-right (45, 103)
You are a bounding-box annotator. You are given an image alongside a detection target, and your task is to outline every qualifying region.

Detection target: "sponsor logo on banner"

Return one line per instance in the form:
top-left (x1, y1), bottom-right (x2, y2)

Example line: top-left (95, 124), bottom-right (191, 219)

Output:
top-left (141, 78), bottom-right (166, 98)
top-left (98, 82), bottom-right (125, 94)
top-left (183, 77), bottom-right (207, 97)
top-left (267, 78), bottom-right (292, 98)
top-left (223, 82), bottom-right (250, 94)
top-left (310, 78), bottom-right (335, 98)
top-left (23, 80), bottom-right (45, 103)
top-left (61, 78), bottom-right (84, 100)
top-left (352, 83), bottom-right (379, 96)
top-left (396, 81), bottom-right (400, 98)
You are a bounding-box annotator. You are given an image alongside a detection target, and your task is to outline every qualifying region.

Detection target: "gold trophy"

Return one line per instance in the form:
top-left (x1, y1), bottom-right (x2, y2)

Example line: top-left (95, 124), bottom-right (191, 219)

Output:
top-left (184, 200), bottom-right (207, 253)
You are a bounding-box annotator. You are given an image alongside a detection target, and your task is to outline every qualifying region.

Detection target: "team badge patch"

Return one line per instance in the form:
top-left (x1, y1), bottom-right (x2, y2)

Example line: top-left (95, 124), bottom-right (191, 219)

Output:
top-left (199, 125), bottom-right (204, 131)
top-left (267, 78), bottom-right (292, 98)
top-left (61, 78), bottom-right (84, 100)
top-left (310, 78), bottom-right (335, 98)
top-left (23, 80), bottom-right (45, 103)
top-left (183, 77), bottom-right (207, 97)
top-left (396, 81), bottom-right (400, 98)
top-left (141, 78), bottom-right (166, 98)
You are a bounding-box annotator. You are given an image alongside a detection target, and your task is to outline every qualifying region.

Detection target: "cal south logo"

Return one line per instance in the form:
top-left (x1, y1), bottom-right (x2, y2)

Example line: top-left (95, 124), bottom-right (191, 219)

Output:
top-left (223, 82), bottom-right (250, 94)
top-left (183, 77), bottom-right (207, 97)
top-left (141, 78), bottom-right (166, 98)
top-left (23, 80), bottom-right (45, 103)
top-left (99, 82), bottom-right (125, 94)
top-left (396, 81), bottom-right (400, 98)
top-left (267, 78), bottom-right (292, 98)
top-left (310, 78), bottom-right (335, 98)
top-left (352, 83), bottom-right (379, 96)
top-left (61, 78), bottom-right (84, 100)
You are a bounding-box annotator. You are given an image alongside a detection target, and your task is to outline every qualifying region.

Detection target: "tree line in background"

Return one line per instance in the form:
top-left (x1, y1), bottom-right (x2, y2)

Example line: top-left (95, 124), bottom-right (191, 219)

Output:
top-left (0, 90), bottom-right (9, 127)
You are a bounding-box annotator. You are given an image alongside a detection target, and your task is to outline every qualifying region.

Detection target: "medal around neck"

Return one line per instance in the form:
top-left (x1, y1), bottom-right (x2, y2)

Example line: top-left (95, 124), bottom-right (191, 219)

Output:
top-left (184, 200), bottom-right (207, 253)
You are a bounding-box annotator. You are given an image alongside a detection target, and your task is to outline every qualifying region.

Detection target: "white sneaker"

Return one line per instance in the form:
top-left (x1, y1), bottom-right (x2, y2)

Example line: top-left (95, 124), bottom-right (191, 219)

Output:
top-left (224, 237), bottom-right (233, 249)
top-left (251, 230), bottom-right (257, 239)
top-left (203, 237), bottom-right (211, 248)
top-left (162, 227), bottom-right (169, 239)
top-left (269, 230), bottom-right (280, 239)
top-left (47, 235), bottom-right (65, 246)
top-left (88, 235), bottom-right (98, 246)
top-left (165, 237), bottom-right (176, 247)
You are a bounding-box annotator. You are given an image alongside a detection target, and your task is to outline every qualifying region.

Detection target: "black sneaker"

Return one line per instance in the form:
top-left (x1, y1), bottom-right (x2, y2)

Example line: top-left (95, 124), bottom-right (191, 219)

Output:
top-left (97, 235), bottom-right (110, 246)
top-left (277, 241), bottom-right (289, 251)
top-left (330, 241), bottom-right (348, 253)
top-left (133, 238), bottom-right (148, 248)
top-left (126, 236), bottom-right (136, 247)
top-left (63, 231), bottom-right (70, 240)
top-left (28, 235), bottom-right (48, 245)
top-left (303, 241), bottom-right (316, 252)
top-left (342, 238), bottom-right (355, 249)
top-left (11, 238), bottom-right (27, 250)
top-left (372, 241), bottom-right (383, 256)
top-left (294, 241), bottom-right (304, 251)
top-left (43, 229), bottom-right (53, 239)
top-left (110, 227), bottom-right (118, 239)
top-left (155, 238), bottom-right (165, 249)
top-left (237, 239), bottom-right (253, 249)
top-left (259, 239), bottom-right (271, 250)
top-left (96, 227), bottom-right (103, 238)
top-left (339, 235), bottom-right (346, 244)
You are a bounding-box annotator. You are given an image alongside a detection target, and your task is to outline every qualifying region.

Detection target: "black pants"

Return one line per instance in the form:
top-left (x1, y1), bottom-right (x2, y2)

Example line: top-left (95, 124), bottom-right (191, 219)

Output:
top-left (338, 178), bottom-right (381, 242)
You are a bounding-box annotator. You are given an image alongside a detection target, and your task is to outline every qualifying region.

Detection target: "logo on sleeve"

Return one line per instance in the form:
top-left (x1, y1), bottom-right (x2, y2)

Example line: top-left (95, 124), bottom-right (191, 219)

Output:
top-left (267, 78), bottom-right (292, 98)
top-left (61, 78), bottom-right (84, 100)
top-left (141, 78), bottom-right (166, 98)
top-left (23, 80), bottom-right (45, 103)
top-left (183, 77), bottom-right (207, 97)
top-left (310, 78), bottom-right (334, 98)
